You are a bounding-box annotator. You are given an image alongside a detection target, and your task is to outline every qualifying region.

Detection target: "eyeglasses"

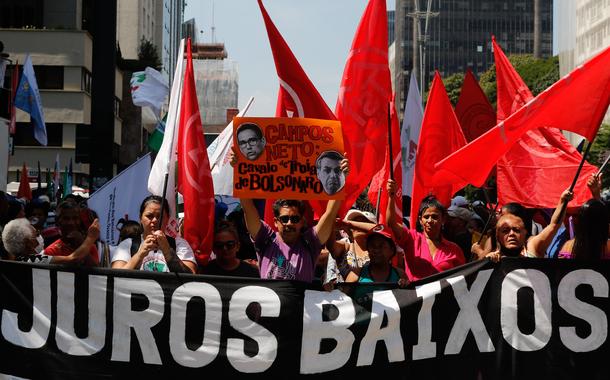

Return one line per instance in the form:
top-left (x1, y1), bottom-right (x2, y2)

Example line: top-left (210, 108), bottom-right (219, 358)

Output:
top-left (238, 137), bottom-right (260, 148)
top-left (277, 215), bottom-right (302, 224)
top-left (213, 240), bottom-right (237, 250)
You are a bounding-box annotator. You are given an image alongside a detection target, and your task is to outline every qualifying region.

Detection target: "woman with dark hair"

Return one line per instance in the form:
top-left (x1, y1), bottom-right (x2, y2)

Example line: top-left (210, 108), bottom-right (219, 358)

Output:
top-left (201, 221), bottom-right (259, 277)
top-left (559, 199), bottom-right (610, 260)
top-left (386, 179), bottom-right (465, 281)
top-left (111, 195), bottom-right (197, 273)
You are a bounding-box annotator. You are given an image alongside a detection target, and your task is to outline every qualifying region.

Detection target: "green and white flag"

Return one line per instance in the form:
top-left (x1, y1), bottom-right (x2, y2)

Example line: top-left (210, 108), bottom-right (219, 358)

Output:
top-left (147, 113), bottom-right (166, 152)
top-left (130, 67), bottom-right (169, 117)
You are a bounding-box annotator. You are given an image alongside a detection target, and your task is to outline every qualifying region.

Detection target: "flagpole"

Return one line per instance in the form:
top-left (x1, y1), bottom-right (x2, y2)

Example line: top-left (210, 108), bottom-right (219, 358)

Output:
top-left (158, 39), bottom-right (186, 230)
top-left (375, 188), bottom-right (382, 219)
top-left (596, 152), bottom-right (610, 176)
top-left (554, 140), bottom-right (594, 223)
top-left (387, 102), bottom-right (394, 181)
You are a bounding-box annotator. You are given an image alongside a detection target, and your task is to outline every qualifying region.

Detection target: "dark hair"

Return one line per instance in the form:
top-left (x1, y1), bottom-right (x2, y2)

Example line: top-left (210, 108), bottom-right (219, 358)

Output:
top-left (117, 219), bottom-right (142, 242)
top-left (236, 123), bottom-right (263, 139)
top-left (315, 150), bottom-right (343, 169)
top-left (501, 202), bottom-right (532, 237)
top-left (215, 220), bottom-right (239, 240)
top-left (272, 199), bottom-right (305, 217)
top-left (416, 195), bottom-right (446, 232)
top-left (56, 199), bottom-right (80, 218)
top-left (139, 195), bottom-right (170, 217)
top-left (572, 199), bottom-right (609, 260)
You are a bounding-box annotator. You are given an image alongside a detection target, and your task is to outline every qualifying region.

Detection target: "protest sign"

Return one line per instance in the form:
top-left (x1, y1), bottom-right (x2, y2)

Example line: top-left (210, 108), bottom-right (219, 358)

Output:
top-left (232, 117), bottom-right (345, 200)
top-left (88, 154), bottom-right (151, 245)
top-left (2, 258), bottom-right (610, 379)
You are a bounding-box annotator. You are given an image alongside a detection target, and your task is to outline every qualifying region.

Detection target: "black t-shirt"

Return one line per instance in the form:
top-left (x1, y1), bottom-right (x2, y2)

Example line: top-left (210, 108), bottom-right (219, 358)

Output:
top-left (202, 260), bottom-right (259, 278)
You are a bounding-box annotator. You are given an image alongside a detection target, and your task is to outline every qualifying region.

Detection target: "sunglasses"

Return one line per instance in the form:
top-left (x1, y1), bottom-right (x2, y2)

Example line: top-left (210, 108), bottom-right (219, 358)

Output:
top-left (277, 215), bottom-right (302, 224)
top-left (213, 240), bottom-right (238, 250)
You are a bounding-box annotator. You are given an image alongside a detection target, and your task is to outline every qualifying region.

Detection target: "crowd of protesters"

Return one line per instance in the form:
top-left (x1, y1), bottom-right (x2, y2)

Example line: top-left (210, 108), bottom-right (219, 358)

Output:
top-left (0, 162), bottom-right (608, 291)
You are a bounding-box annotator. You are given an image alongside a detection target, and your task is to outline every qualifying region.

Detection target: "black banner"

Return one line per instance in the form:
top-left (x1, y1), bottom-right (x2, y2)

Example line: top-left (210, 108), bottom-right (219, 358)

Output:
top-left (1, 258), bottom-right (609, 379)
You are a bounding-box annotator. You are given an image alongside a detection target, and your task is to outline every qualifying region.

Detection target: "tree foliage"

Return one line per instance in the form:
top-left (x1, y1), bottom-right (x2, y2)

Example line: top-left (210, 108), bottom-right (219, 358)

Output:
top-left (138, 37), bottom-right (162, 70)
top-left (478, 54), bottom-right (559, 107)
top-left (442, 72), bottom-right (465, 106)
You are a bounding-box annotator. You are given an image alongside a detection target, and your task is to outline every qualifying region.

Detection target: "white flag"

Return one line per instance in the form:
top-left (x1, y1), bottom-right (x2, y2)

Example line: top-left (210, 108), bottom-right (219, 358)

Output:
top-left (130, 66), bottom-right (169, 117)
top-left (147, 39), bottom-right (185, 237)
top-left (207, 96), bottom-right (255, 196)
top-left (400, 71), bottom-right (424, 197)
top-left (88, 154), bottom-right (151, 245)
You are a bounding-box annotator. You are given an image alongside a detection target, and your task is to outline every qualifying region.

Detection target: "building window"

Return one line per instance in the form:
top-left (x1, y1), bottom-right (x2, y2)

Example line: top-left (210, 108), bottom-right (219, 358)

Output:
top-left (114, 96), bottom-right (121, 118)
top-left (33, 66), bottom-right (63, 90)
top-left (81, 68), bottom-right (92, 94)
top-left (14, 122), bottom-right (63, 147)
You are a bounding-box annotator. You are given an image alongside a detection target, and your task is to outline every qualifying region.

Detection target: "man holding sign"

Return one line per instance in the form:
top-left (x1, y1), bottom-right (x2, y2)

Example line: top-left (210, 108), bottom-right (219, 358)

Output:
top-left (230, 117), bottom-right (348, 282)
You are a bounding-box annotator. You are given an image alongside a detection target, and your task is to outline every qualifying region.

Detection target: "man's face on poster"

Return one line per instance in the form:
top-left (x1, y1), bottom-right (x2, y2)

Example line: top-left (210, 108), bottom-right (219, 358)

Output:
top-left (237, 127), bottom-right (265, 161)
top-left (316, 157), bottom-right (345, 195)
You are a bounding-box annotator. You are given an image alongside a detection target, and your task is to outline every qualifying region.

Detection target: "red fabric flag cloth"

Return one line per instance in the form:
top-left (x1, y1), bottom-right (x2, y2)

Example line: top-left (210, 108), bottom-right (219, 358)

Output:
top-left (410, 72), bottom-right (467, 224)
top-left (455, 69), bottom-right (496, 142)
top-left (368, 98), bottom-right (402, 225)
top-left (435, 41), bottom-right (610, 193)
top-left (176, 39), bottom-right (215, 266)
top-left (258, 0), bottom-right (335, 222)
top-left (336, 0), bottom-right (391, 217)
top-left (494, 37), bottom-right (599, 208)
top-left (17, 162), bottom-right (32, 201)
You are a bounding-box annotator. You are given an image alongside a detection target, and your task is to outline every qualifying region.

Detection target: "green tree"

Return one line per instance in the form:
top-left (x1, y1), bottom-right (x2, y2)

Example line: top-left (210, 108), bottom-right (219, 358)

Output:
top-left (138, 37), bottom-right (162, 70)
top-left (478, 54), bottom-right (559, 107)
top-left (442, 72), bottom-right (465, 106)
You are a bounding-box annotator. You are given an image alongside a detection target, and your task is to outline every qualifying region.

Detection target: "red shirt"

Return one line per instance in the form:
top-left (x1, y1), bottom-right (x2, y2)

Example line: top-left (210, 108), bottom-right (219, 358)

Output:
top-left (43, 238), bottom-right (99, 267)
top-left (397, 226), bottom-right (465, 281)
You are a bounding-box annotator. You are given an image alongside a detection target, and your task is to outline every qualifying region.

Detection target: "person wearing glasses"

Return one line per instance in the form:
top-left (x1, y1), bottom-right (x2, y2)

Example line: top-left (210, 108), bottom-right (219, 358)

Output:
top-left (231, 150), bottom-right (349, 282)
top-left (202, 220), bottom-right (259, 277)
top-left (236, 122), bottom-right (266, 161)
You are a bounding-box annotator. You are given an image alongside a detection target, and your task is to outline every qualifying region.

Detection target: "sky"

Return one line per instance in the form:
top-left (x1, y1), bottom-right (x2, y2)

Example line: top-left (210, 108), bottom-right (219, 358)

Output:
top-left (184, 0), bottom-right (395, 117)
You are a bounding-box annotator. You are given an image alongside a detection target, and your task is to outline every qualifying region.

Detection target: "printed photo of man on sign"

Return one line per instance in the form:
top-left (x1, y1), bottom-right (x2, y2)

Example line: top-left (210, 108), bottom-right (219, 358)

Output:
top-left (233, 117), bottom-right (345, 200)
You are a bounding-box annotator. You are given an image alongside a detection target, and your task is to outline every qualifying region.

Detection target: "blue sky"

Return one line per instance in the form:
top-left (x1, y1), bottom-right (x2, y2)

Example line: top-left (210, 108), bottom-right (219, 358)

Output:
top-left (185, 0), bottom-right (395, 117)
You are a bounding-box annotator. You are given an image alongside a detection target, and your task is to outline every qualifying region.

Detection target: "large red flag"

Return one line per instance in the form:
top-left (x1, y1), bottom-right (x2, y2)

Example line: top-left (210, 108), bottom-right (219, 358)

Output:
top-left (493, 37), bottom-right (599, 208)
top-left (435, 42), bottom-right (610, 197)
top-left (17, 162), bottom-right (32, 201)
top-left (336, 0), bottom-right (391, 216)
top-left (257, 0), bottom-right (334, 224)
top-left (177, 39), bottom-right (214, 266)
top-left (455, 69), bottom-right (496, 142)
top-left (411, 72), bottom-right (467, 224)
top-left (368, 97), bottom-right (402, 224)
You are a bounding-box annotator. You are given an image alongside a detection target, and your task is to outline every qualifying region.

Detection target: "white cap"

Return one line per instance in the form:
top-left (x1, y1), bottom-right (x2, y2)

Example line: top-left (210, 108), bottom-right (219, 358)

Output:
top-left (344, 209), bottom-right (377, 224)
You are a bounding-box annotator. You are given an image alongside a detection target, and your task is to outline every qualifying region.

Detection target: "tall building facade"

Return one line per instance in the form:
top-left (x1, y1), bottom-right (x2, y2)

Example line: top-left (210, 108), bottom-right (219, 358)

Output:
top-left (161, 0), bottom-right (184, 83)
top-left (190, 42), bottom-right (238, 147)
top-left (394, 0), bottom-right (552, 115)
top-left (0, 0), bottom-right (123, 190)
top-left (117, 0), bottom-right (163, 60)
top-left (557, 0), bottom-right (610, 134)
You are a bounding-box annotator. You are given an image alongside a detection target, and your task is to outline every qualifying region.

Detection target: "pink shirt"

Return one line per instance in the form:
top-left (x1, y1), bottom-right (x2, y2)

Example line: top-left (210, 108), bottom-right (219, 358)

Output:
top-left (396, 226), bottom-right (465, 281)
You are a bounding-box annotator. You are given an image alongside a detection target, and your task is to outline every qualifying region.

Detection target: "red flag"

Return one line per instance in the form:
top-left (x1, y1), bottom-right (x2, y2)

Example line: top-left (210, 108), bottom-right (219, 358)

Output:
top-left (435, 41), bottom-right (610, 194)
top-left (336, 0), bottom-right (392, 216)
top-left (455, 69), bottom-right (496, 142)
top-left (176, 39), bottom-right (215, 266)
top-left (368, 98), bottom-right (402, 224)
top-left (493, 37), bottom-right (598, 208)
top-left (17, 162), bottom-right (32, 201)
top-left (410, 72), bottom-right (467, 224)
top-left (258, 0), bottom-right (334, 223)
top-left (9, 61), bottom-right (19, 134)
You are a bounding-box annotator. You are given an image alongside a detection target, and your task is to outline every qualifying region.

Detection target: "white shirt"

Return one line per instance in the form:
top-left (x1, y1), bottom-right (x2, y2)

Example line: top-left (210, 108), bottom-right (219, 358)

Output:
top-left (111, 236), bottom-right (196, 272)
